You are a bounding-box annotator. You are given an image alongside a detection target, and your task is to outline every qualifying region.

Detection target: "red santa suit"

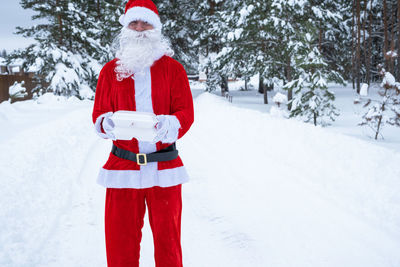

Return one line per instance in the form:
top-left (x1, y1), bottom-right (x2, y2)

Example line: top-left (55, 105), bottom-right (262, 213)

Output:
top-left (92, 55), bottom-right (193, 188)
top-left (92, 1), bottom-right (194, 266)
top-left (93, 56), bottom-right (193, 267)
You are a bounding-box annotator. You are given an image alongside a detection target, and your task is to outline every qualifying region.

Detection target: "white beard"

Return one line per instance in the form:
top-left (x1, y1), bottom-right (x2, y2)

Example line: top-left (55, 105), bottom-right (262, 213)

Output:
top-left (114, 27), bottom-right (174, 80)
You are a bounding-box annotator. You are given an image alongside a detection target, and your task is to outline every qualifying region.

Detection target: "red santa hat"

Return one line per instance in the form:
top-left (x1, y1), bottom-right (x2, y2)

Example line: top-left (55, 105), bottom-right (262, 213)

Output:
top-left (119, 0), bottom-right (162, 30)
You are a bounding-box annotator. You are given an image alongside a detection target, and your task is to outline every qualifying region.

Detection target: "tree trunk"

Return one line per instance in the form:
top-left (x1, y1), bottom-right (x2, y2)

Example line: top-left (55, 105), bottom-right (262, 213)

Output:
top-left (389, 6), bottom-right (396, 74)
top-left (221, 75), bottom-right (228, 95)
top-left (286, 56), bottom-right (293, 110)
top-left (313, 112), bottom-right (317, 126)
top-left (362, 0), bottom-right (368, 81)
top-left (97, 0), bottom-right (101, 19)
top-left (265, 83), bottom-right (273, 105)
top-left (356, 0), bottom-right (361, 93)
top-left (56, 0), bottom-right (63, 46)
top-left (383, 0), bottom-right (389, 70)
top-left (264, 88), bottom-right (268, 104)
top-left (374, 83), bottom-right (388, 139)
top-left (208, 0), bottom-right (216, 15)
top-left (397, 0), bottom-right (400, 80)
top-left (352, 0), bottom-right (356, 90)
top-left (258, 74), bottom-right (264, 94)
top-left (375, 100), bottom-right (386, 140)
top-left (366, 0), bottom-right (373, 84)
top-left (258, 74), bottom-right (268, 105)
top-left (318, 28), bottom-right (323, 52)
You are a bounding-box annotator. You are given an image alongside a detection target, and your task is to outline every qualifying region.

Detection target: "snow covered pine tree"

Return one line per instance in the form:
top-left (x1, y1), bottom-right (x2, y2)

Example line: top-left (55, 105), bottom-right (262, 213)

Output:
top-left (284, 33), bottom-right (343, 126)
top-left (8, 0), bottom-right (126, 99)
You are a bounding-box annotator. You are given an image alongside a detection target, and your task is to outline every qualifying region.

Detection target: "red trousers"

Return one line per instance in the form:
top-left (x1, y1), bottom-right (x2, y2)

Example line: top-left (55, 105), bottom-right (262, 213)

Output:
top-left (105, 185), bottom-right (183, 267)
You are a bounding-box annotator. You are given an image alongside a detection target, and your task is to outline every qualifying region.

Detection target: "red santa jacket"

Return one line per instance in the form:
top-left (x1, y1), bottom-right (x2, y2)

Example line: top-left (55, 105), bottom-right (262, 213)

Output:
top-left (92, 56), bottom-right (194, 174)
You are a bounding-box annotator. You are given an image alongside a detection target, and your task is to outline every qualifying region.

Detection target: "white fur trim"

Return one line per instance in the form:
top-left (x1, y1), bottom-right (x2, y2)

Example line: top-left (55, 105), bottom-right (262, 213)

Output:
top-left (97, 166), bottom-right (189, 188)
top-left (119, 6), bottom-right (162, 30)
top-left (94, 112), bottom-right (113, 139)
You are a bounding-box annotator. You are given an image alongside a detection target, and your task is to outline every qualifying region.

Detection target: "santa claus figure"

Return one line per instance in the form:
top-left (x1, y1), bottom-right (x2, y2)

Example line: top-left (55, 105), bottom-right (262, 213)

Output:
top-left (92, 0), bottom-right (194, 266)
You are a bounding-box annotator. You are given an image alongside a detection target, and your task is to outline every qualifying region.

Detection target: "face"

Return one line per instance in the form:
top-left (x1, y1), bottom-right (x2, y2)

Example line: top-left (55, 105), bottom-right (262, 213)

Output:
top-left (128, 20), bottom-right (154, 31)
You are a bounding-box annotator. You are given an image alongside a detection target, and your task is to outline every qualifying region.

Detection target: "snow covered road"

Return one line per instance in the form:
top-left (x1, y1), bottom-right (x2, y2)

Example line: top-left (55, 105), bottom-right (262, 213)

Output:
top-left (1, 92), bottom-right (400, 267)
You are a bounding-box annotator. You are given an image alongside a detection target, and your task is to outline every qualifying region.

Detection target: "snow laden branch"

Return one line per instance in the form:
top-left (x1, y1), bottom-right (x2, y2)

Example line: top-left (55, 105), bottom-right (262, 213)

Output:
top-left (359, 65), bottom-right (400, 140)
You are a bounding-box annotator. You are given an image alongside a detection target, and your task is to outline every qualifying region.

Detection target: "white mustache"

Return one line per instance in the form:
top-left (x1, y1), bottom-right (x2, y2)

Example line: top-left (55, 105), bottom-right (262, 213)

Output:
top-left (119, 28), bottom-right (160, 44)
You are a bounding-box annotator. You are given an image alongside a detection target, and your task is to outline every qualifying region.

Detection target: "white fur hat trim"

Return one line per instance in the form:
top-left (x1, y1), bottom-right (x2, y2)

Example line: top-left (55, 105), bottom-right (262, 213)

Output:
top-left (119, 6), bottom-right (162, 30)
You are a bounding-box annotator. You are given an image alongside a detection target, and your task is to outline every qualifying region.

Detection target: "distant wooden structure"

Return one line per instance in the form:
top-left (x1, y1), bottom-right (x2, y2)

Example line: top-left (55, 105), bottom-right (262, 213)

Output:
top-left (0, 58), bottom-right (41, 103)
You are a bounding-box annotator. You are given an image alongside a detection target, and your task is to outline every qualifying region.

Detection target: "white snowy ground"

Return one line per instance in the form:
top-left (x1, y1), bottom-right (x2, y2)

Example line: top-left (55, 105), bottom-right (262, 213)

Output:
top-left (0, 84), bottom-right (400, 267)
top-left (205, 78), bottom-right (400, 152)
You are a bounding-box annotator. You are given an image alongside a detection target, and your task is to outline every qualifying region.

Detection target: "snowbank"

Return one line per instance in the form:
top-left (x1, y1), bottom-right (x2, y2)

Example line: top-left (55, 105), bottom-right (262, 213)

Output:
top-left (185, 93), bottom-right (400, 236)
top-left (180, 93), bottom-right (400, 266)
top-left (0, 107), bottom-right (105, 266)
top-left (36, 92), bottom-right (83, 104)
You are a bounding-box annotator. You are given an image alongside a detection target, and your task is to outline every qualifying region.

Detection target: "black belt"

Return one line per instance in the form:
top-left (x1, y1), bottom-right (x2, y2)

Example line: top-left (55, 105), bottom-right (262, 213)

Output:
top-left (111, 143), bottom-right (178, 166)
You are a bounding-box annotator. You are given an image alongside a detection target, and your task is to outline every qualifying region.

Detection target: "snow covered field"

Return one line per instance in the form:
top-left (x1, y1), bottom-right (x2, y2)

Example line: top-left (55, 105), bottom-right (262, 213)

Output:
top-left (0, 84), bottom-right (400, 267)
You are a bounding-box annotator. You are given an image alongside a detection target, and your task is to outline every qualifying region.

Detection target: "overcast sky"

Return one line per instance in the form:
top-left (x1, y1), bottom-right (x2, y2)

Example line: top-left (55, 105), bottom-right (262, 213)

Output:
top-left (0, 1), bottom-right (39, 53)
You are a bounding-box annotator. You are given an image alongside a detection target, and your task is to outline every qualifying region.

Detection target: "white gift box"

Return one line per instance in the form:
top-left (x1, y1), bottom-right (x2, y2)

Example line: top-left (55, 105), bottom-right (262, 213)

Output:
top-left (109, 111), bottom-right (158, 141)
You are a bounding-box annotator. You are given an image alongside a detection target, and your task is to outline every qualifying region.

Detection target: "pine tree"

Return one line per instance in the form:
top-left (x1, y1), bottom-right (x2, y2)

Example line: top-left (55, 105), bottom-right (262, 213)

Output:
top-left (214, 0), bottom-right (270, 94)
top-left (267, 0), bottom-right (308, 106)
top-left (6, 0), bottom-right (124, 99)
top-left (197, 0), bottom-right (234, 93)
top-left (284, 33), bottom-right (343, 126)
top-left (6, 0), bottom-right (93, 98)
top-left (155, 0), bottom-right (200, 74)
top-left (94, 0), bottom-right (125, 63)
top-left (308, 0), bottom-right (351, 81)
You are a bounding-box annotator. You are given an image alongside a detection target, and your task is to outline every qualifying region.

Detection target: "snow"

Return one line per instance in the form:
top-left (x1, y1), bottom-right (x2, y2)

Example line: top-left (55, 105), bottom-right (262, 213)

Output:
top-left (51, 63), bottom-right (80, 91)
top-left (365, 104), bottom-right (381, 119)
top-left (227, 29), bottom-right (243, 41)
top-left (269, 105), bottom-right (288, 118)
top-left (36, 92), bottom-right (71, 104)
top-left (382, 72), bottom-right (396, 86)
top-left (311, 6), bottom-right (323, 19)
top-left (68, 3), bottom-right (75, 11)
top-left (238, 5), bottom-right (254, 24)
top-left (0, 84), bottom-right (400, 266)
top-left (9, 81), bottom-right (27, 98)
top-left (360, 83), bottom-right (369, 96)
top-left (272, 92), bottom-right (287, 104)
top-left (50, 49), bottom-right (62, 62)
top-left (27, 57), bottom-right (44, 73)
top-left (11, 66), bottom-right (20, 73)
top-left (78, 84), bottom-right (95, 100)
top-left (10, 58), bottom-right (24, 66)
top-left (386, 50), bottom-right (398, 58)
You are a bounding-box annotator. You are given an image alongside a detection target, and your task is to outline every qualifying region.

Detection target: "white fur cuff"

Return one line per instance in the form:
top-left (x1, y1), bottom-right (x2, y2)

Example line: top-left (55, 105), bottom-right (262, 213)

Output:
top-left (163, 115), bottom-right (181, 143)
top-left (94, 112), bottom-right (113, 139)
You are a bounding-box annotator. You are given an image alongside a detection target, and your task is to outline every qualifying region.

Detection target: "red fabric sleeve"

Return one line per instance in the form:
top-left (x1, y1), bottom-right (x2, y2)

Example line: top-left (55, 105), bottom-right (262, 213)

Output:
top-left (100, 118), bottom-right (106, 134)
top-left (92, 62), bottom-right (115, 124)
top-left (170, 65), bottom-right (194, 139)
